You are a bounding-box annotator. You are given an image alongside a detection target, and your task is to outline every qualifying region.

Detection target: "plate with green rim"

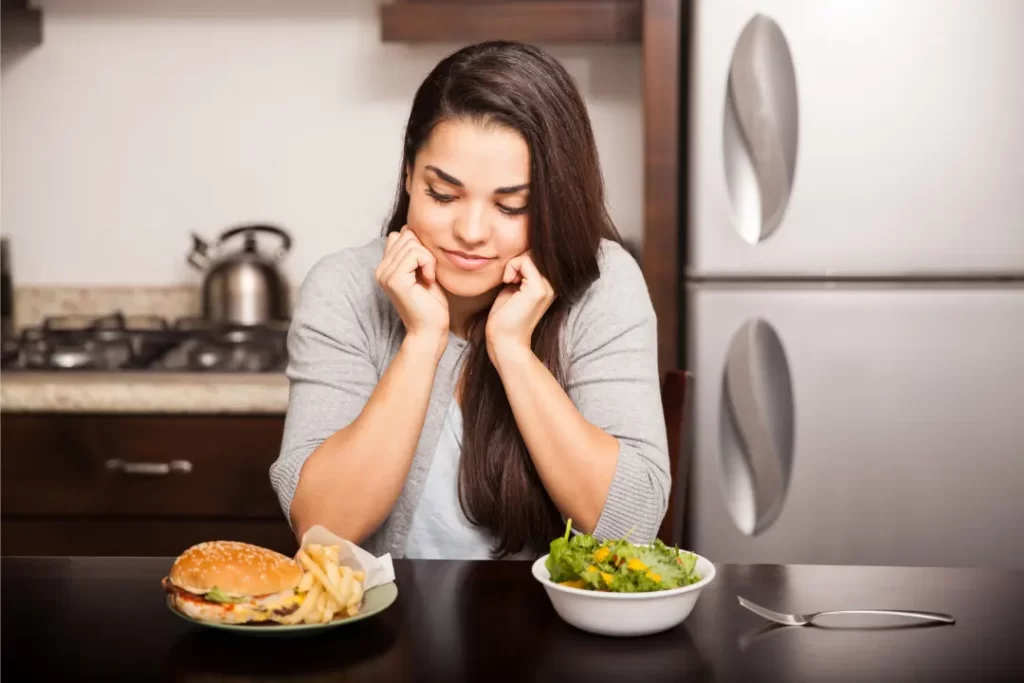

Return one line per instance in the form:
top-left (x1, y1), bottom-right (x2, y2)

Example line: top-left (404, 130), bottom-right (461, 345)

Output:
top-left (167, 582), bottom-right (398, 638)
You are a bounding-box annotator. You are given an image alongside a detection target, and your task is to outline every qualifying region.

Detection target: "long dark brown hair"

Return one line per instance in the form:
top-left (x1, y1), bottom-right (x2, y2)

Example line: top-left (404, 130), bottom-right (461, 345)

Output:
top-left (383, 41), bottom-right (621, 557)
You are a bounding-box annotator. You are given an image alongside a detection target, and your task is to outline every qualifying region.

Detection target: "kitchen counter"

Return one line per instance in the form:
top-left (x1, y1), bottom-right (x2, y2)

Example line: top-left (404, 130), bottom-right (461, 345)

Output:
top-left (0, 371), bottom-right (289, 414)
top-left (2, 556), bottom-right (1021, 682)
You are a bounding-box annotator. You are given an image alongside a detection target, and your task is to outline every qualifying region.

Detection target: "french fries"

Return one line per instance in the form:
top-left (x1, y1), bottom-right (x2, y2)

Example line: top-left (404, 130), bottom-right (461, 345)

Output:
top-left (280, 543), bottom-right (366, 625)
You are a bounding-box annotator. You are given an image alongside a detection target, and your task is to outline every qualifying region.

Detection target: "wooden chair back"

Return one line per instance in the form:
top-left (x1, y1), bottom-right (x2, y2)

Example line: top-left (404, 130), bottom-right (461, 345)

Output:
top-left (656, 369), bottom-right (693, 547)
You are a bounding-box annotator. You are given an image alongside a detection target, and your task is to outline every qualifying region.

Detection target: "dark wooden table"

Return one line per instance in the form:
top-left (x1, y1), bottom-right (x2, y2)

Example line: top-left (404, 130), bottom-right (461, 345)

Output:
top-left (2, 556), bottom-right (1021, 682)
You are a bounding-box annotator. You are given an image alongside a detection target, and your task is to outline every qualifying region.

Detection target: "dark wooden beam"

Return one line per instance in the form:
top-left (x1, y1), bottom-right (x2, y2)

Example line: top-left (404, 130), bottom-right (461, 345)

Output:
top-left (641, 0), bottom-right (682, 376)
top-left (1, 2), bottom-right (42, 50)
top-left (380, 1), bottom-right (641, 44)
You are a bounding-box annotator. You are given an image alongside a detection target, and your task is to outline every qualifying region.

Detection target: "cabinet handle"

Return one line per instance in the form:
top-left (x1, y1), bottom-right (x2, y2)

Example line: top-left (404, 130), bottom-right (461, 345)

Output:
top-left (104, 459), bottom-right (193, 476)
top-left (721, 317), bottom-right (794, 536)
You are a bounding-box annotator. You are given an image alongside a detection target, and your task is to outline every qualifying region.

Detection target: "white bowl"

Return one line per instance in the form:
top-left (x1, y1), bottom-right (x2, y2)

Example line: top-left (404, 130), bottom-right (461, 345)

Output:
top-left (531, 551), bottom-right (717, 637)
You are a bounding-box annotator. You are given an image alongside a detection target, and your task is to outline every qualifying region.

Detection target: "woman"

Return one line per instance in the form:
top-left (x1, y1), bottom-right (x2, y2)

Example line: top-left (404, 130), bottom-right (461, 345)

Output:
top-left (270, 41), bottom-right (670, 560)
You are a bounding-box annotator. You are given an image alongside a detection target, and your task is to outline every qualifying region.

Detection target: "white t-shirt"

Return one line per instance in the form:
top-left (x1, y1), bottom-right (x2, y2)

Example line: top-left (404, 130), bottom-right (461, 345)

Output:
top-left (404, 399), bottom-right (533, 560)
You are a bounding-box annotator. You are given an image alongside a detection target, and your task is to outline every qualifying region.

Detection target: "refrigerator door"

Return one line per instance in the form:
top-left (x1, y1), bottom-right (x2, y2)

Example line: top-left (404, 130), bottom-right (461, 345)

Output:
top-left (688, 0), bottom-right (1024, 277)
top-left (686, 282), bottom-right (1024, 568)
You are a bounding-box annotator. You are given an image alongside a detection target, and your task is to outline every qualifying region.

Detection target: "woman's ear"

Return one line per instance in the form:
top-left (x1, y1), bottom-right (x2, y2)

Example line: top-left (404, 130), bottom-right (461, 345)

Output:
top-left (404, 163), bottom-right (413, 195)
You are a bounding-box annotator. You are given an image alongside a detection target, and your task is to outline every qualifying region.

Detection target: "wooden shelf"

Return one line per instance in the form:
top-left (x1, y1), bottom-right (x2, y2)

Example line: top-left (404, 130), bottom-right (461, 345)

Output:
top-left (1, 1), bottom-right (43, 50)
top-left (380, 0), bottom-right (641, 44)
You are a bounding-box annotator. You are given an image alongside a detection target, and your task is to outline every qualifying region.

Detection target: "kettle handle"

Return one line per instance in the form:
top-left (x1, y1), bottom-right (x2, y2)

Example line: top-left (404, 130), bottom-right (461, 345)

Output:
top-left (218, 224), bottom-right (292, 256)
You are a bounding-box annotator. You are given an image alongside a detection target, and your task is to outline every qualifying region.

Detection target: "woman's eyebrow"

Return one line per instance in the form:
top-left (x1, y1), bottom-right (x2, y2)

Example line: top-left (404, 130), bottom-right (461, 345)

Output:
top-left (424, 165), bottom-right (528, 195)
top-left (494, 183), bottom-right (529, 195)
top-left (424, 165), bottom-right (463, 187)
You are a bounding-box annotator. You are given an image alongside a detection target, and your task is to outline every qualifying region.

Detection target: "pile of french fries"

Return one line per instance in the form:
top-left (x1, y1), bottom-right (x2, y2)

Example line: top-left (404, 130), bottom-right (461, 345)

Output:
top-left (280, 543), bottom-right (365, 625)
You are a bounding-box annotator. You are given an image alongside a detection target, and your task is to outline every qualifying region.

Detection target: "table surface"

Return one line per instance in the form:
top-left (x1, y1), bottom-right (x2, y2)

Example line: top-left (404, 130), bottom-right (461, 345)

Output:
top-left (2, 556), bottom-right (1021, 682)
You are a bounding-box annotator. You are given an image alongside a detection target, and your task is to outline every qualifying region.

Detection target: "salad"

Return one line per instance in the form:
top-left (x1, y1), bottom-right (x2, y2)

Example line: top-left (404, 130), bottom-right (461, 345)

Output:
top-left (545, 519), bottom-right (701, 592)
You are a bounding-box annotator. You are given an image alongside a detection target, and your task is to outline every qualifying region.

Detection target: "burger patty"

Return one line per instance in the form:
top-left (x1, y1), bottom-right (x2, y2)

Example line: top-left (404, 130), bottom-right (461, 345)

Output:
top-left (161, 577), bottom-right (302, 619)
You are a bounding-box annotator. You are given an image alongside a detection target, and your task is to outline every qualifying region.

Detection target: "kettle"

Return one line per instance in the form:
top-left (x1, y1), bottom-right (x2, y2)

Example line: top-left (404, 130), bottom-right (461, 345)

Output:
top-left (187, 224), bottom-right (292, 326)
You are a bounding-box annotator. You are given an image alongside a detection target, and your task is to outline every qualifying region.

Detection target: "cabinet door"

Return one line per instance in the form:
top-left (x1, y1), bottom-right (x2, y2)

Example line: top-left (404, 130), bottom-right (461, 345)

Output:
top-left (686, 282), bottom-right (1024, 568)
top-left (1, 414), bottom-right (286, 518)
top-left (688, 0), bottom-right (1024, 276)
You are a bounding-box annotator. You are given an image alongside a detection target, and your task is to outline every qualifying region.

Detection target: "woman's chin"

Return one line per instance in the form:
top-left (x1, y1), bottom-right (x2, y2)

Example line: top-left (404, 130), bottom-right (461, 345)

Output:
top-left (437, 271), bottom-right (500, 301)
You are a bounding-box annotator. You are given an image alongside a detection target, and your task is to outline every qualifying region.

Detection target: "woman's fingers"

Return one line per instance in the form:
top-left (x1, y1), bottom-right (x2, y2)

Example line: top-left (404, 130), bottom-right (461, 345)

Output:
top-left (502, 255), bottom-right (524, 285)
top-left (377, 229), bottom-right (417, 284)
top-left (517, 253), bottom-right (539, 284)
top-left (516, 253), bottom-right (553, 297)
top-left (499, 252), bottom-right (555, 302)
top-left (381, 240), bottom-right (417, 286)
top-left (419, 250), bottom-right (436, 284)
top-left (376, 232), bottom-right (403, 282)
top-left (385, 230), bottom-right (401, 254)
top-left (382, 241), bottom-right (435, 289)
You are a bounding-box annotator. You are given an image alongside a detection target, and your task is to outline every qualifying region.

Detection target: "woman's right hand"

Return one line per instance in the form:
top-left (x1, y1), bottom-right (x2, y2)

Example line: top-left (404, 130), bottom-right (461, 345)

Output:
top-left (375, 226), bottom-right (449, 356)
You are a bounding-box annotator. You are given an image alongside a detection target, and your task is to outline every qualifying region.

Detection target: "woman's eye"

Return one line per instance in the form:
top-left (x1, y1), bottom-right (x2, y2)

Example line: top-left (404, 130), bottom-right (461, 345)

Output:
top-left (497, 204), bottom-right (529, 217)
top-left (425, 187), bottom-right (456, 204)
top-left (425, 185), bottom-right (525, 216)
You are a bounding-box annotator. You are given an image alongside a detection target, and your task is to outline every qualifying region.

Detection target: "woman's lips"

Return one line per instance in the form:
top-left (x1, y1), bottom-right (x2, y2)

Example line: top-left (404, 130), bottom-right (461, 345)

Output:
top-left (443, 249), bottom-right (494, 272)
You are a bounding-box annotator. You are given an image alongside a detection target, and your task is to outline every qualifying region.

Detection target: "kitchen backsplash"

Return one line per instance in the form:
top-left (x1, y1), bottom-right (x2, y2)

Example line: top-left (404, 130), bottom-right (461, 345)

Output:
top-left (13, 284), bottom-right (304, 330)
top-left (13, 285), bottom-right (200, 329)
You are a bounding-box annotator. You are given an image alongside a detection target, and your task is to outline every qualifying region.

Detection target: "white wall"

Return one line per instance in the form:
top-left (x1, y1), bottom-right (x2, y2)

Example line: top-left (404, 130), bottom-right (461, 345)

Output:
top-left (0, 0), bottom-right (642, 287)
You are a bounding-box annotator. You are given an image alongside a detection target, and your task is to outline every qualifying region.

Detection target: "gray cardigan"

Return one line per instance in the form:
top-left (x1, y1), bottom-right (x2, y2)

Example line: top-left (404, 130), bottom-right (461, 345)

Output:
top-left (269, 236), bottom-right (670, 558)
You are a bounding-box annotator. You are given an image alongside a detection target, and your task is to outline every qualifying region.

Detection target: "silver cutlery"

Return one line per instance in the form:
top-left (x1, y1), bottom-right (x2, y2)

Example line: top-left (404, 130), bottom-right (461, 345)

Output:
top-left (737, 595), bottom-right (955, 627)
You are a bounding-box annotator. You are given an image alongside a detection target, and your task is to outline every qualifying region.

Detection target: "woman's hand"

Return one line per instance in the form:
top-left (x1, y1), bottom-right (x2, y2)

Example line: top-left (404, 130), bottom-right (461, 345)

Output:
top-left (375, 226), bottom-right (450, 358)
top-left (485, 252), bottom-right (556, 368)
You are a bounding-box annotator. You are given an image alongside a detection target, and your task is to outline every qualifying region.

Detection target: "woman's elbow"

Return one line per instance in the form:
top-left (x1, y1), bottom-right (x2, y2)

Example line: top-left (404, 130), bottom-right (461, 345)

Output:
top-left (590, 458), bottom-right (671, 543)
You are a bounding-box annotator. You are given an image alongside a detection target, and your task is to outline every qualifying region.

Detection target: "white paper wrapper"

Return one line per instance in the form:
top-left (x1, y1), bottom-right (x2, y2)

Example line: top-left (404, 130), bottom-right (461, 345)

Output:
top-left (297, 524), bottom-right (395, 590)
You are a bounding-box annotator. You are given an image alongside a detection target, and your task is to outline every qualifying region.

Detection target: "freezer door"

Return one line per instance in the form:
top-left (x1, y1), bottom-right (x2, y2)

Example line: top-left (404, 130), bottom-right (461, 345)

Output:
top-left (688, 0), bottom-right (1024, 276)
top-left (686, 283), bottom-right (1024, 568)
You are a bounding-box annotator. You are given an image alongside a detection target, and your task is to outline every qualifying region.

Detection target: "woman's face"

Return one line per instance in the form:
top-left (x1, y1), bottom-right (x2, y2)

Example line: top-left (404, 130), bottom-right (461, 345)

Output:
top-left (405, 119), bottom-right (531, 300)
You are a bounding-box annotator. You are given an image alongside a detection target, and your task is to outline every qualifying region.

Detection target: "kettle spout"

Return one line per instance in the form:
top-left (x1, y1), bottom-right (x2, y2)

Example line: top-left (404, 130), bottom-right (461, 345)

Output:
top-left (187, 233), bottom-right (211, 270)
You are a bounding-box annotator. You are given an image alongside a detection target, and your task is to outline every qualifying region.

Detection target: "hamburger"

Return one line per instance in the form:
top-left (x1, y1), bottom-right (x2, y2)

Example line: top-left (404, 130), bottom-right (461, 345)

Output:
top-left (162, 540), bottom-right (306, 625)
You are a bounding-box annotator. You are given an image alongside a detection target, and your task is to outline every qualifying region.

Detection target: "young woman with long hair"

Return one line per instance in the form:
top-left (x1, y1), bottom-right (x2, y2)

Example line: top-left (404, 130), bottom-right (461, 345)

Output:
top-left (270, 41), bottom-right (670, 559)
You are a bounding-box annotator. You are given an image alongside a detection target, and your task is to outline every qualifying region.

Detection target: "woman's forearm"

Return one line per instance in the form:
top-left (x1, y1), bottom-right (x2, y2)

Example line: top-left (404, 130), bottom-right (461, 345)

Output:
top-left (289, 336), bottom-right (443, 543)
top-left (491, 344), bottom-right (620, 533)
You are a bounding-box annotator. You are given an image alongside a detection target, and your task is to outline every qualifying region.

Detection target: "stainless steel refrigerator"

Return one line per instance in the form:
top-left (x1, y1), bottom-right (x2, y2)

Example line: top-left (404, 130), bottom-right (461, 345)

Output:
top-left (684, 0), bottom-right (1024, 568)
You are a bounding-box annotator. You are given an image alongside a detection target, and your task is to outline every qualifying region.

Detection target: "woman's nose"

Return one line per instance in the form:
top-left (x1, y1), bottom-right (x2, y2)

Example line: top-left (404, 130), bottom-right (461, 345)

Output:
top-left (453, 202), bottom-right (490, 245)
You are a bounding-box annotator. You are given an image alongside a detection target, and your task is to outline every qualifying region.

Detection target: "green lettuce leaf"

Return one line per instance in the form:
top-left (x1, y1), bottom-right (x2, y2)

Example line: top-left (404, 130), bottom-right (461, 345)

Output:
top-left (545, 519), bottom-right (599, 583)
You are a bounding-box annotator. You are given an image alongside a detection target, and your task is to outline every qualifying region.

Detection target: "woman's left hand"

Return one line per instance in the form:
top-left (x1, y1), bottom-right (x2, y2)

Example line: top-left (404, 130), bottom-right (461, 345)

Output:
top-left (485, 252), bottom-right (556, 367)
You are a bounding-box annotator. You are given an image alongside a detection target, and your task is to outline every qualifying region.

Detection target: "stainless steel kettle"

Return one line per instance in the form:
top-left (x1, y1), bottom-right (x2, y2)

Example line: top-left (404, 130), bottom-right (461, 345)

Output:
top-left (187, 224), bottom-right (292, 326)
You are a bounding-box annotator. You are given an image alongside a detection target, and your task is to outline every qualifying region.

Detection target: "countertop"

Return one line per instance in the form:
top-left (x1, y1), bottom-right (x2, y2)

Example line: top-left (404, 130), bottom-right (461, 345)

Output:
top-left (0, 371), bottom-right (289, 414)
top-left (2, 556), bottom-right (1021, 682)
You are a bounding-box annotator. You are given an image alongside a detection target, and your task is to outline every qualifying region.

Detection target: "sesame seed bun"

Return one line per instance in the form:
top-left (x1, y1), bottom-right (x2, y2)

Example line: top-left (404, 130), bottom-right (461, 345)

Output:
top-left (167, 540), bottom-right (302, 598)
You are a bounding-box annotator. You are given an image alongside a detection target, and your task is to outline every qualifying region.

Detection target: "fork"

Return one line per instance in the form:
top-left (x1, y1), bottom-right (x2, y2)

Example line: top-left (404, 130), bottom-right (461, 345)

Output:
top-left (737, 596), bottom-right (955, 627)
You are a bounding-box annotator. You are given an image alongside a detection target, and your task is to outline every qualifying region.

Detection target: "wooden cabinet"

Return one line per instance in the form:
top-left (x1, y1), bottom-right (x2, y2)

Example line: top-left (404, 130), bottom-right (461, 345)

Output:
top-left (0, 413), bottom-right (298, 557)
top-left (380, 0), bottom-right (641, 44)
top-left (1, 0), bottom-right (43, 51)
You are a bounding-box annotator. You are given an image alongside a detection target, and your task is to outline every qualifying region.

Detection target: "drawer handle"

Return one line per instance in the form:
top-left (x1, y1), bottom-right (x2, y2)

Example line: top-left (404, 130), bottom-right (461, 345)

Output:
top-left (104, 459), bottom-right (193, 476)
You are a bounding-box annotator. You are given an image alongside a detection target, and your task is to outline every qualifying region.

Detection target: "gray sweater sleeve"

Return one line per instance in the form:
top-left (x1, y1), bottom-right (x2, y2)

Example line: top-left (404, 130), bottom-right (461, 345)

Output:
top-left (268, 248), bottom-right (384, 527)
top-left (564, 241), bottom-right (671, 543)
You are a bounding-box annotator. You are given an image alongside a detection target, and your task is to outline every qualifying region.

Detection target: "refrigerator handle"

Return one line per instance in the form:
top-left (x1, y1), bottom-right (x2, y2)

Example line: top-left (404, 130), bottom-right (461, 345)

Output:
top-left (721, 318), bottom-right (795, 536)
top-left (724, 13), bottom-right (799, 245)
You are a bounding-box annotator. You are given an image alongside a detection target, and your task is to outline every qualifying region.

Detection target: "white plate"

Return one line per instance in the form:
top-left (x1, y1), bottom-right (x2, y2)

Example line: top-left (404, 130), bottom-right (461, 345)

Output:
top-left (167, 582), bottom-right (398, 638)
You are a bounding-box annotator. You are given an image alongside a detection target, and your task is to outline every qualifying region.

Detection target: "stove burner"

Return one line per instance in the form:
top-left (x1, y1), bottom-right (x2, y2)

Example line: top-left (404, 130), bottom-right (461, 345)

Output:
top-left (1, 312), bottom-right (289, 373)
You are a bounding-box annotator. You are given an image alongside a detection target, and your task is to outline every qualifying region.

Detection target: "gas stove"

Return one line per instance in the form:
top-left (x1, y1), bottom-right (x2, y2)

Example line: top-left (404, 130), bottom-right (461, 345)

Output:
top-left (0, 312), bottom-right (289, 373)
